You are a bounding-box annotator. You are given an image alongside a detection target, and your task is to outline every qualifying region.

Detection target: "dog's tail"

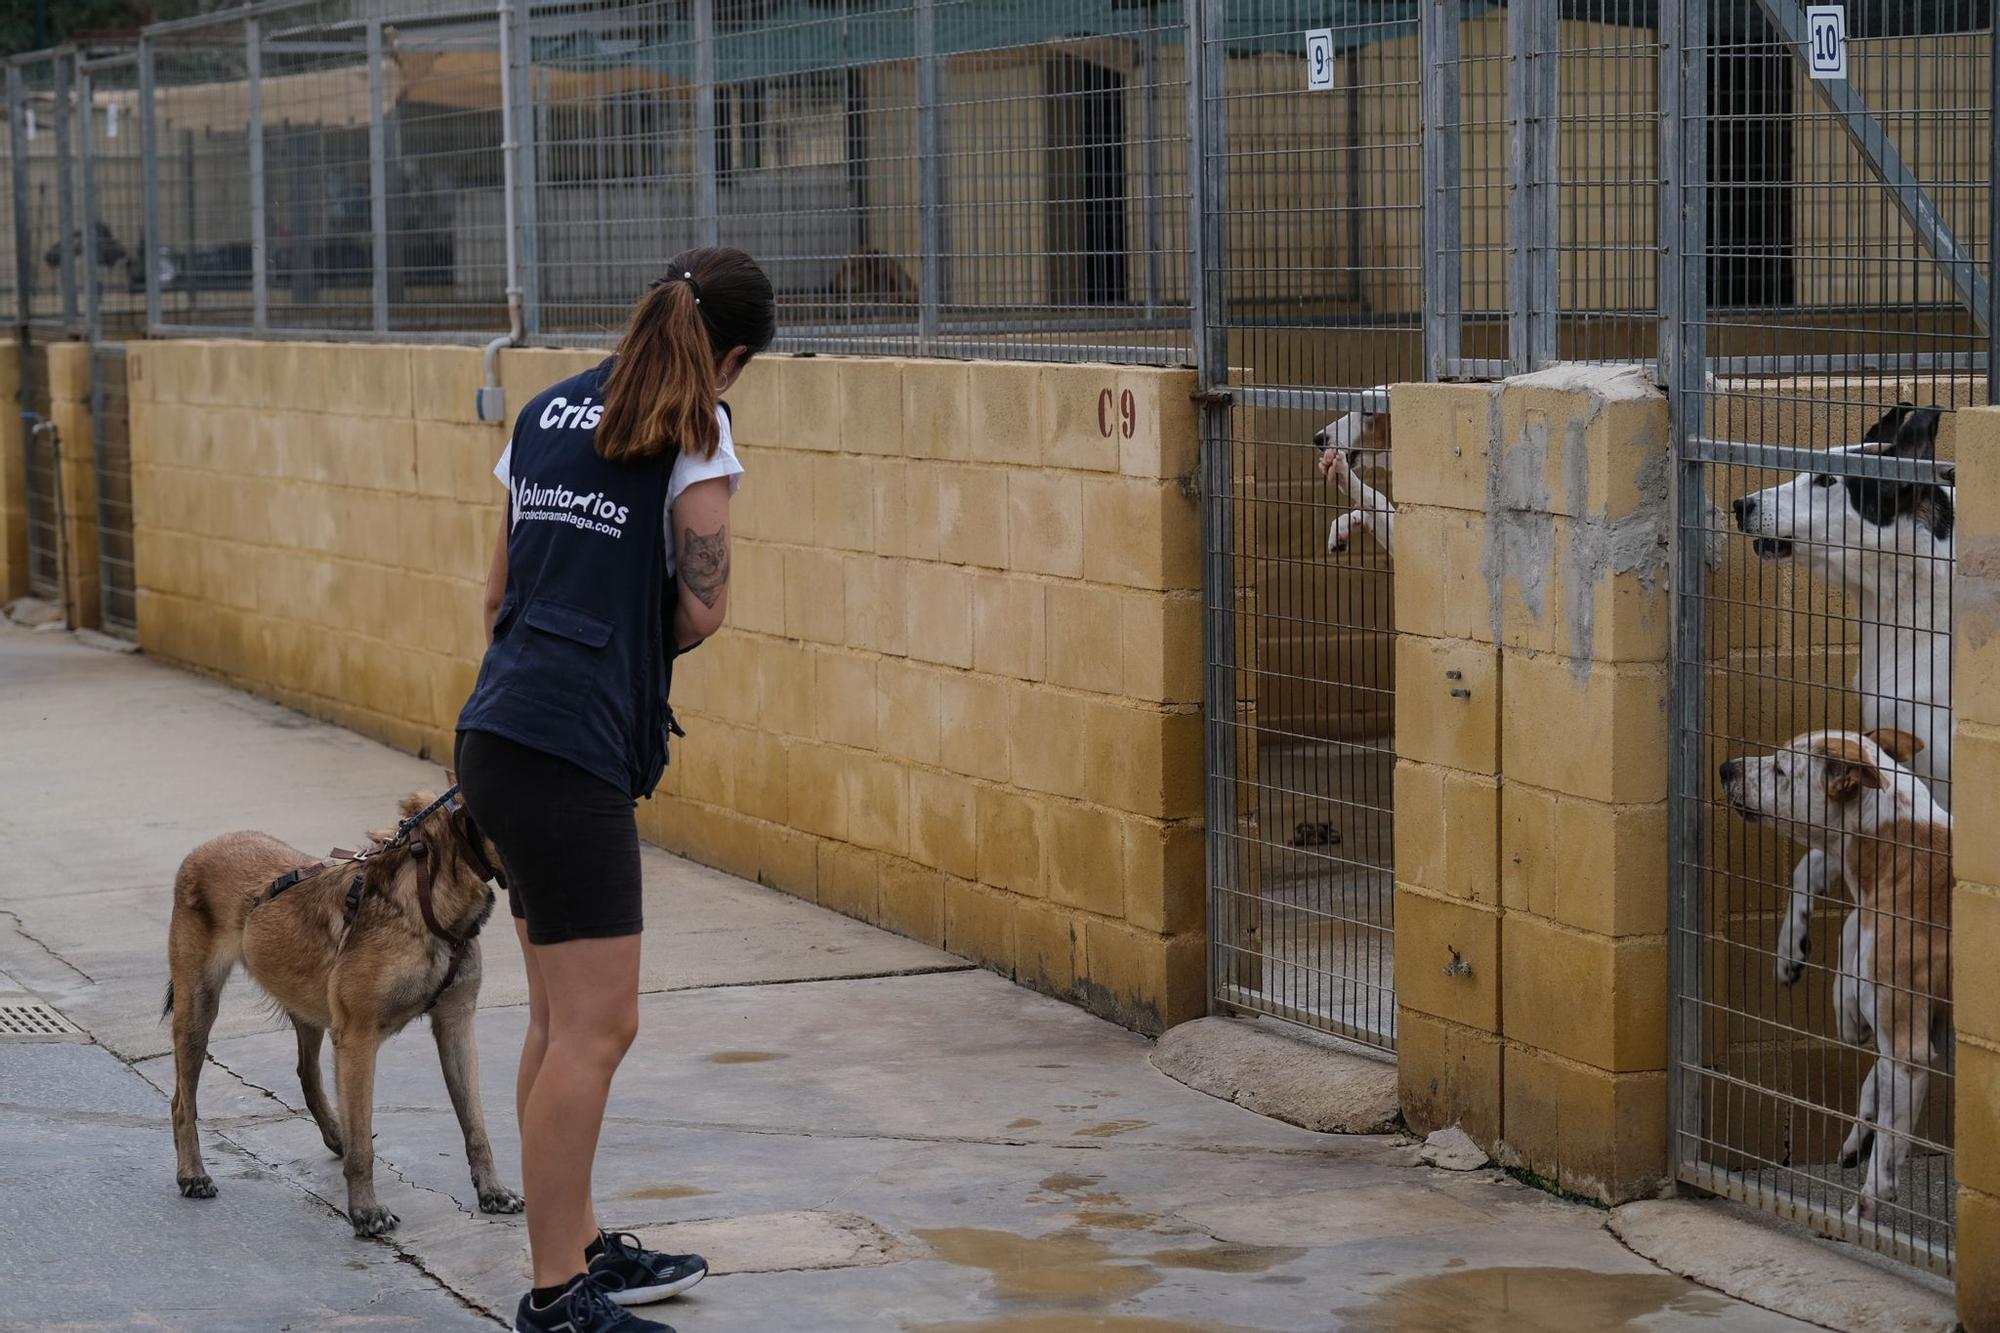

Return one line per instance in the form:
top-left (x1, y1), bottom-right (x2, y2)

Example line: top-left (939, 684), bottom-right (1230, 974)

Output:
top-left (161, 980), bottom-right (175, 1020)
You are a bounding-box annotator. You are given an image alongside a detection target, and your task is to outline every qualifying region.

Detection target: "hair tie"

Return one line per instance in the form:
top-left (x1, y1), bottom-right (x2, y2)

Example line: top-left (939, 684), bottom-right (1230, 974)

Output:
top-left (678, 271), bottom-right (703, 305)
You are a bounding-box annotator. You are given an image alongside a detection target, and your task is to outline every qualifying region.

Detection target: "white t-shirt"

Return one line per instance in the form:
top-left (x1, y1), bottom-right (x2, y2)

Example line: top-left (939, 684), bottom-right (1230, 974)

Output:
top-left (494, 405), bottom-right (742, 575)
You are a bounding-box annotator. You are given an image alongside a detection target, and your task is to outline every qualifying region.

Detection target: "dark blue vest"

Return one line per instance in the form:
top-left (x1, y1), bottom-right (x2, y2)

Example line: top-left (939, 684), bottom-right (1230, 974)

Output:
top-left (458, 358), bottom-right (677, 799)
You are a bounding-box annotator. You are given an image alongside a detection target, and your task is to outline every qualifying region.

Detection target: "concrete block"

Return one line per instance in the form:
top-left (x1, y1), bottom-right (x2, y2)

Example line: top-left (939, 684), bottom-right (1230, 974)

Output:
top-left (788, 741), bottom-right (849, 841)
top-left (1393, 762), bottom-right (1498, 903)
top-left (971, 572), bottom-right (1045, 682)
top-left (1121, 591), bottom-right (1202, 706)
top-left (903, 361), bottom-right (971, 461)
top-left (1388, 381), bottom-right (1499, 511)
top-left (781, 357), bottom-right (843, 452)
top-left (1007, 685), bottom-right (1088, 800)
top-left (784, 547), bottom-right (847, 644)
top-left (968, 361), bottom-right (1044, 466)
top-left (944, 877), bottom-right (1017, 972)
top-left (1082, 477), bottom-right (1200, 592)
top-left (1123, 817), bottom-right (1204, 935)
top-left (1960, 726), bottom-right (2000, 884)
top-left (1956, 1039), bottom-right (2000, 1199)
top-left (877, 659), bottom-right (943, 766)
top-left (1006, 471), bottom-right (1084, 579)
top-left (1498, 364), bottom-right (1666, 522)
top-left (1396, 1008), bottom-right (1504, 1143)
top-left (1958, 884), bottom-right (2000, 1042)
top-left (1502, 788), bottom-right (1669, 938)
top-left (1038, 365), bottom-right (1123, 473)
top-left (736, 448), bottom-right (814, 545)
top-left (1014, 899), bottom-right (1080, 995)
top-left (726, 354), bottom-right (786, 449)
top-left (1393, 506), bottom-right (1492, 643)
top-left (840, 359), bottom-right (906, 456)
top-left (935, 464), bottom-right (1009, 569)
top-left (1079, 700), bottom-right (1203, 820)
top-left (817, 841), bottom-right (883, 921)
top-left (845, 753), bottom-right (910, 857)
top-left (812, 455), bottom-right (878, 552)
top-left (1079, 919), bottom-right (1205, 1035)
top-left (731, 539), bottom-right (788, 638)
top-left (1501, 1046), bottom-right (1667, 1203)
top-left (409, 346), bottom-right (488, 425)
top-left (975, 784), bottom-right (1044, 897)
top-left (905, 561), bottom-right (974, 668)
top-left (813, 648), bottom-right (879, 750)
top-left (1119, 370), bottom-right (1199, 482)
top-left (1501, 652), bottom-right (1668, 804)
top-left (909, 766), bottom-right (978, 879)
top-left (939, 670), bottom-right (1012, 783)
top-left (1501, 915), bottom-right (1667, 1073)
top-left (1959, 1185), bottom-right (2000, 1333)
top-left (1046, 802), bottom-right (1126, 918)
top-left (878, 857), bottom-right (946, 947)
top-left (843, 554), bottom-right (909, 656)
top-left (734, 728), bottom-right (793, 827)
top-left (1394, 636), bottom-right (1499, 775)
top-left (1046, 582), bottom-right (1123, 694)
top-left (1394, 887), bottom-right (1499, 1032)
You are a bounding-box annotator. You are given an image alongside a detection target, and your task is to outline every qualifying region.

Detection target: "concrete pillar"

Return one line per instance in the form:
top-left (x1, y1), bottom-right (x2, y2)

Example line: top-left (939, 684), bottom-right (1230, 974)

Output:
top-left (46, 342), bottom-right (98, 629)
top-left (1391, 364), bottom-right (1670, 1202)
top-left (1947, 405), bottom-right (2000, 1330)
top-left (0, 341), bottom-right (25, 603)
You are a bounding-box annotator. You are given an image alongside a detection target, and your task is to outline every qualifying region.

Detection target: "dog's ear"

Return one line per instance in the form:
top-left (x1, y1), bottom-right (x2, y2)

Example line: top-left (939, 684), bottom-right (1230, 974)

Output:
top-left (1883, 405), bottom-right (1944, 460)
top-left (1861, 402), bottom-right (1916, 445)
top-left (1818, 736), bottom-right (1888, 802)
top-left (398, 790), bottom-right (437, 819)
top-left (1864, 728), bottom-right (1924, 766)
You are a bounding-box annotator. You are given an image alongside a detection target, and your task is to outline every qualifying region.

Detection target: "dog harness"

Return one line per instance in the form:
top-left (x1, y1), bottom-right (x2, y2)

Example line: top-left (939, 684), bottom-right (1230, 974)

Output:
top-left (254, 784), bottom-right (504, 1013)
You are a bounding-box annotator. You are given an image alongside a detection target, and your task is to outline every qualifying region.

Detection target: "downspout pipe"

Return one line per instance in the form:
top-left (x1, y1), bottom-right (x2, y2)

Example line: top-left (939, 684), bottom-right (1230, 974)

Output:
top-left (478, 0), bottom-right (522, 423)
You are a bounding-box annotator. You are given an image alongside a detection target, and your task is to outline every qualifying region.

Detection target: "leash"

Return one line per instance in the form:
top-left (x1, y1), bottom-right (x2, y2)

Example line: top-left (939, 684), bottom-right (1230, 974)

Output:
top-left (253, 784), bottom-right (504, 1012)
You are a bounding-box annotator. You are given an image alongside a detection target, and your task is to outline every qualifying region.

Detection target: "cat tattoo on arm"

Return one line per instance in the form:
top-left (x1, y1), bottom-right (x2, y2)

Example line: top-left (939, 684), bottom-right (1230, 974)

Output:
top-left (680, 524), bottom-right (730, 609)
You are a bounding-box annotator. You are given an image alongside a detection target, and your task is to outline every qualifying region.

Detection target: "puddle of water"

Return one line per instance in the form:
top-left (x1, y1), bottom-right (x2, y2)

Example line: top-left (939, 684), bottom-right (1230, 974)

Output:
top-left (1071, 1119), bottom-right (1150, 1139)
top-left (1039, 1173), bottom-right (1102, 1194)
top-left (1007, 1118), bottom-right (1043, 1130)
top-left (1343, 1267), bottom-right (1734, 1331)
top-left (708, 1051), bottom-right (784, 1064)
top-left (1146, 1243), bottom-right (1304, 1274)
top-left (621, 1184), bottom-right (716, 1201)
top-left (1072, 1209), bottom-right (1160, 1232)
top-left (909, 1318), bottom-right (1240, 1333)
top-left (916, 1227), bottom-right (1159, 1306)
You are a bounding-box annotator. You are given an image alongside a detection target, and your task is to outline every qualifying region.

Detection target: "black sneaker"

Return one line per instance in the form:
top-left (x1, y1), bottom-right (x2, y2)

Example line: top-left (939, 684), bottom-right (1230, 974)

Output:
top-left (514, 1275), bottom-right (675, 1333)
top-left (588, 1231), bottom-right (709, 1306)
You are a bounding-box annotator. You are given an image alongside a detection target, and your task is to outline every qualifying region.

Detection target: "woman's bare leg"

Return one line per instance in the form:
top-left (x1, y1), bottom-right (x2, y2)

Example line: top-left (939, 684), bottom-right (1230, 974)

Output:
top-left (518, 932), bottom-right (641, 1290)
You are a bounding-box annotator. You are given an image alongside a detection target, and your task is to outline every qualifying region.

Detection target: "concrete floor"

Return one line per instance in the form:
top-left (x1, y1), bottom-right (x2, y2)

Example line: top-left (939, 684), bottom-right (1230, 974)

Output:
top-left (0, 622), bottom-right (1822, 1331)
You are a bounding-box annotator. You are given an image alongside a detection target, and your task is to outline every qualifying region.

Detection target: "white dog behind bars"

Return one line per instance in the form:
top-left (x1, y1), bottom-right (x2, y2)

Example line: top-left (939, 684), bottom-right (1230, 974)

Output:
top-left (1729, 403), bottom-right (1953, 988)
top-left (1719, 728), bottom-right (1952, 1218)
top-left (1316, 394), bottom-right (1394, 555)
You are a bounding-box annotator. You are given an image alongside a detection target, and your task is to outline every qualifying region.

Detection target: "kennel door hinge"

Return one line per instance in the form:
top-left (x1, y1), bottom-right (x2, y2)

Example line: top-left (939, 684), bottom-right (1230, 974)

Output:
top-left (1190, 388), bottom-right (1233, 408)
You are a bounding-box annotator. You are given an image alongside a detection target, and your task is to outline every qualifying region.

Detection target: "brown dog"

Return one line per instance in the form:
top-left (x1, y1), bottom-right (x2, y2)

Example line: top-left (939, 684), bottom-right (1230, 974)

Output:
top-left (164, 787), bottom-right (523, 1235)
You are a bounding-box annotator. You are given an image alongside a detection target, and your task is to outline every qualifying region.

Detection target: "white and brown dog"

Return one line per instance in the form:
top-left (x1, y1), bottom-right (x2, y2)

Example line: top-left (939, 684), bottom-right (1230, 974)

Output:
top-left (1731, 403), bottom-right (1953, 986)
top-left (1720, 729), bottom-right (1952, 1217)
top-left (1315, 397), bottom-right (1394, 556)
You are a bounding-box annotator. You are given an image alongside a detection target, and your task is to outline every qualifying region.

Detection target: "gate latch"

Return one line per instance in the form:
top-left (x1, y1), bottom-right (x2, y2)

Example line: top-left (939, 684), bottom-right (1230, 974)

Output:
top-left (1189, 388), bottom-right (1233, 408)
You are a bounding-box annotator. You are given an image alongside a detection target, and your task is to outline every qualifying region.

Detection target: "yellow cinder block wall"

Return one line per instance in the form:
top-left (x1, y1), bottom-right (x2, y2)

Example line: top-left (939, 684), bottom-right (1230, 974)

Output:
top-left (129, 339), bottom-right (1206, 1035)
top-left (1949, 405), bottom-right (2000, 1331)
top-left (1391, 366), bottom-right (1671, 1203)
top-left (46, 342), bottom-right (100, 630)
top-left (0, 340), bottom-right (26, 603)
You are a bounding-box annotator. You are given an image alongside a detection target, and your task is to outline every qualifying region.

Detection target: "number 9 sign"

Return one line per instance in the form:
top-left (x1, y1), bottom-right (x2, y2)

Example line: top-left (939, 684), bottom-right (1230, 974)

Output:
top-left (1305, 29), bottom-right (1335, 92)
top-left (1097, 388), bottom-right (1137, 441)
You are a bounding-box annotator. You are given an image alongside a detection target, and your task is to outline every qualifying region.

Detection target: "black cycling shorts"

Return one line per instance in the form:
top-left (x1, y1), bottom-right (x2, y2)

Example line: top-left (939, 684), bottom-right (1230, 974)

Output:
top-left (455, 728), bottom-right (644, 946)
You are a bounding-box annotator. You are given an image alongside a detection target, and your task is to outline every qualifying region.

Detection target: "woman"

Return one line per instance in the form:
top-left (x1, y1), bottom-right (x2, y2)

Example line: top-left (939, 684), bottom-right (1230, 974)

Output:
top-left (456, 247), bottom-right (775, 1333)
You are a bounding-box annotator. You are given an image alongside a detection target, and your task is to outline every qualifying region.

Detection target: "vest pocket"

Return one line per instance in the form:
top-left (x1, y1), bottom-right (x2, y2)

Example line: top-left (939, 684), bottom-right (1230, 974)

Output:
top-left (522, 600), bottom-right (614, 648)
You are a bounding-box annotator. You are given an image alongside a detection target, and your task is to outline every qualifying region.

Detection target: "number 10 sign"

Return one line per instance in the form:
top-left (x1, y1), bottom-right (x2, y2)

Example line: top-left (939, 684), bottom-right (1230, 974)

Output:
top-left (1806, 6), bottom-right (1848, 81)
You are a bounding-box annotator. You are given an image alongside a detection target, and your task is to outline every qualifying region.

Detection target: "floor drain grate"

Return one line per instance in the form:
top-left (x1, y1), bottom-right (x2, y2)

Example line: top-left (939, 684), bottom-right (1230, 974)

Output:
top-left (0, 1001), bottom-right (87, 1039)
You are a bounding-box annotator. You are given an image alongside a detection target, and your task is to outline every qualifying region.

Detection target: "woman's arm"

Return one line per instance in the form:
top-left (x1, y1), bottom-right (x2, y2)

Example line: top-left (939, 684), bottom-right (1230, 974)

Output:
top-left (671, 475), bottom-right (732, 648)
top-left (483, 515), bottom-right (508, 643)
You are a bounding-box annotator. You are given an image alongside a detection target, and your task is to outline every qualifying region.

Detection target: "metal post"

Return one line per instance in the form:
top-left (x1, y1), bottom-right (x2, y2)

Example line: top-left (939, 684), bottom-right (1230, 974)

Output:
top-left (1139, 8), bottom-right (1163, 320)
top-left (1662, 0), bottom-right (1709, 1188)
top-left (916, 0), bottom-right (942, 352)
top-left (693, 0), bottom-right (719, 248)
top-left (1990, 11), bottom-right (1998, 404)
top-left (8, 67), bottom-right (33, 332)
top-left (1188, 0), bottom-right (1236, 1010)
top-left (248, 17), bottom-right (267, 333)
top-left (505, 0), bottom-right (540, 337)
top-left (1508, 0), bottom-right (1557, 372)
top-left (78, 65), bottom-right (99, 345)
top-left (366, 19), bottom-right (389, 333)
top-left (138, 39), bottom-right (160, 333)
top-left (53, 53), bottom-right (78, 336)
top-left (1421, 0), bottom-right (1463, 379)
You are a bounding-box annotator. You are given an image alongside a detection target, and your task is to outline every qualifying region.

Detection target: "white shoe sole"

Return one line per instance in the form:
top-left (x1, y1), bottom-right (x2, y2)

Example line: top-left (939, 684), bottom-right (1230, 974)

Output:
top-left (606, 1267), bottom-right (707, 1306)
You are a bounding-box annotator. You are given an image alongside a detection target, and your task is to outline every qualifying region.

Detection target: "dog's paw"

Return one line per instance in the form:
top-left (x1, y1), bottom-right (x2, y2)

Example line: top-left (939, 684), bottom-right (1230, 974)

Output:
top-left (1776, 938), bottom-right (1807, 986)
top-left (177, 1173), bottom-right (217, 1200)
top-left (321, 1131), bottom-right (345, 1158)
top-left (349, 1204), bottom-right (400, 1237)
top-left (478, 1184), bottom-right (526, 1215)
top-left (1839, 1129), bottom-right (1873, 1170)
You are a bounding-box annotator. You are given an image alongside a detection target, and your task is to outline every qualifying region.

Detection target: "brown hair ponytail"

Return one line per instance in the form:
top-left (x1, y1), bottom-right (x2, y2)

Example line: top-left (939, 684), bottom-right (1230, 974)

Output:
top-left (596, 246), bottom-right (776, 463)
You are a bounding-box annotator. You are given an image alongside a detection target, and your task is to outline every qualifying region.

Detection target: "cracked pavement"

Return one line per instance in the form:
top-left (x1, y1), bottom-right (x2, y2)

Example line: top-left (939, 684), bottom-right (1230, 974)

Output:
top-left (0, 623), bottom-right (1820, 1331)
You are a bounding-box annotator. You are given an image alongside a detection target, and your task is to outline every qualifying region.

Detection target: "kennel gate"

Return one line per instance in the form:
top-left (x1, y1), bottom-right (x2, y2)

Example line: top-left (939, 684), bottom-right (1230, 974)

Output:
top-left (1192, 3), bottom-right (1419, 1051)
top-left (1662, 0), bottom-right (1981, 1275)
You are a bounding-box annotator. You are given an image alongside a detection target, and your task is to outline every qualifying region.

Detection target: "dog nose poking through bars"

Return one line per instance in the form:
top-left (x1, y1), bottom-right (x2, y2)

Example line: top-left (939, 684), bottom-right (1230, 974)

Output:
top-left (163, 784), bottom-right (523, 1235)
